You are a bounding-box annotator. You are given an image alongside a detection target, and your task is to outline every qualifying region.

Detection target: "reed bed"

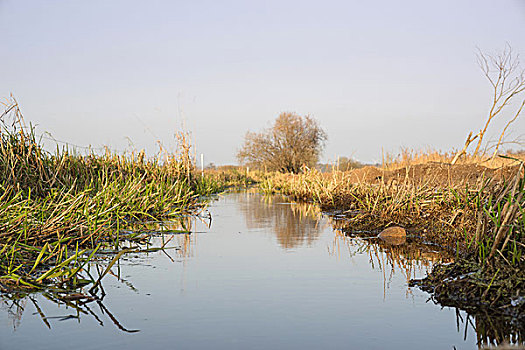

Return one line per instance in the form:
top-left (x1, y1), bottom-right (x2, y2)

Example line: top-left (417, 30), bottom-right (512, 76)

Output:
top-left (0, 99), bottom-right (227, 294)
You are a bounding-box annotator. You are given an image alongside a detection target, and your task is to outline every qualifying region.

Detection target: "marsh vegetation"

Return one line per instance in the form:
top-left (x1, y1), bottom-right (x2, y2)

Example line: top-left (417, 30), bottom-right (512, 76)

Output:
top-left (4, 190), bottom-right (518, 349)
top-left (0, 98), bottom-right (233, 298)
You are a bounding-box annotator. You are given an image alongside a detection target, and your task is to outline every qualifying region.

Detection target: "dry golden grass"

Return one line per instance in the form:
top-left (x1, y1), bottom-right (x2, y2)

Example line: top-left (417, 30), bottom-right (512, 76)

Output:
top-left (382, 148), bottom-right (525, 170)
top-left (261, 152), bottom-right (524, 262)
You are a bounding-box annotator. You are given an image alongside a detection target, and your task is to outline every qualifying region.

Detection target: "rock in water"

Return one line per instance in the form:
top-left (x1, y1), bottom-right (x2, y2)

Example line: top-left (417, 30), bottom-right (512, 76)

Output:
top-left (378, 226), bottom-right (406, 239)
top-left (378, 226), bottom-right (406, 245)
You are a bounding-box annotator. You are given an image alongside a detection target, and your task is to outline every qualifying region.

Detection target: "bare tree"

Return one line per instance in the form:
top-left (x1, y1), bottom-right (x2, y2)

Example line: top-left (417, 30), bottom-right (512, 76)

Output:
top-left (452, 44), bottom-right (525, 164)
top-left (237, 112), bottom-right (327, 173)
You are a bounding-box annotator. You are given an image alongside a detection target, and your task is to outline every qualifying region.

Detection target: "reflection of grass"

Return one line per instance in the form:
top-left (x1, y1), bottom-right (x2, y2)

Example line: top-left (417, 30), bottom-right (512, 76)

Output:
top-left (2, 280), bottom-right (140, 333)
top-left (259, 191), bottom-right (322, 220)
top-left (330, 222), bottom-right (522, 347)
top-left (1, 215), bottom-right (200, 332)
top-left (0, 99), bottom-right (220, 295)
top-left (448, 304), bottom-right (524, 348)
top-left (328, 225), bottom-right (452, 289)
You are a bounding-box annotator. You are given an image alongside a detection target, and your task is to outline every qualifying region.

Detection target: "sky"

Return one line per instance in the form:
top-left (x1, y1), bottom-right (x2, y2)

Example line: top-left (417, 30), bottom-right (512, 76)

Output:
top-left (1, 0), bottom-right (525, 165)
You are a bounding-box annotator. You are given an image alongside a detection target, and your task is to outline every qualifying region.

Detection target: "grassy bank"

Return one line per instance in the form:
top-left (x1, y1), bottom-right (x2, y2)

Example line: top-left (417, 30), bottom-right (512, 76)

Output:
top-left (0, 100), bottom-right (232, 294)
top-left (258, 158), bottom-right (525, 318)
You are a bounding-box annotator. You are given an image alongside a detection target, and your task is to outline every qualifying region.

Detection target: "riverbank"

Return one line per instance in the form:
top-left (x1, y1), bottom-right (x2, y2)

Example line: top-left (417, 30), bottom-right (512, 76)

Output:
top-left (258, 160), bottom-right (525, 322)
top-left (0, 101), bottom-right (236, 295)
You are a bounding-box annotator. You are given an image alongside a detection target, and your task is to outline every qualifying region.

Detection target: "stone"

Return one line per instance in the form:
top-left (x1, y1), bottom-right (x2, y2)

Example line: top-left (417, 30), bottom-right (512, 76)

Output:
top-left (378, 226), bottom-right (406, 245)
top-left (378, 226), bottom-right (406, 239)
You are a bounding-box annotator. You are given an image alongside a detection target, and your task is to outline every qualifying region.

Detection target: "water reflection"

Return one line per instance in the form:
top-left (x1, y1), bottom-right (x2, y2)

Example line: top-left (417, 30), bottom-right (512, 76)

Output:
top-left (0, 214), bottom-right (204, 333)
top-left (1, 192), bottom-right (523, 349)
top-left (1, 280), bottom-right (140, 333)
top-left (124, 214), bottom-right (206, 259)
top-left (237, 191), bottom-right (452, 288)
top-left (331, 225), bottom-right (523, 348)
top-left (237, 191), bottom-right (324, 249)
top-left (328, 231), bottom-right (451, 301)
top-left (452, 309), bottom-right (524, 348)
top-left (236, 191), bottom-right (523, 348)
top-left (331, 228), bottom-right (452, 279)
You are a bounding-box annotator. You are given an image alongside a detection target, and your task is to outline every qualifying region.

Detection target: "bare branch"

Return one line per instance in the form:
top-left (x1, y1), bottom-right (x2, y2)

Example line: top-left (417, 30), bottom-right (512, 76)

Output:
top-left (492, 99), bottom-right (525, 158)
top-left (472, 45), bottom-right (525, 157)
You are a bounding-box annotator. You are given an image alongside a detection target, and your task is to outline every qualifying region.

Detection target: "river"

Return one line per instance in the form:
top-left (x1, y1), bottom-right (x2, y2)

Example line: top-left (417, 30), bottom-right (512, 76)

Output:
top-left (0, 191), bottom-right (488, 349)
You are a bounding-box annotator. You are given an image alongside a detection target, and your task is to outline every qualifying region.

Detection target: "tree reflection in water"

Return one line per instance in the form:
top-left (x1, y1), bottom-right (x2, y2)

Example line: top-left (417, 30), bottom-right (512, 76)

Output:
top-left (237, 191), bottom-right (325, 249)
top-left (238, 190), bottom-right (451, 288)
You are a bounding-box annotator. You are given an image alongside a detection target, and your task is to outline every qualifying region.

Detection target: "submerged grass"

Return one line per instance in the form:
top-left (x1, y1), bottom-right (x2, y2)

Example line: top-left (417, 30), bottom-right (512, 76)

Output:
top-left (0, 99), bottom-right (231, 294)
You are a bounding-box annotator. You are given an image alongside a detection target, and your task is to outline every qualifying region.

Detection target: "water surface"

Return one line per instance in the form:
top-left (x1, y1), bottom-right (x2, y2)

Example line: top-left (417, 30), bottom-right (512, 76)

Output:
top-left (1, 192), bottom-right (484, 349)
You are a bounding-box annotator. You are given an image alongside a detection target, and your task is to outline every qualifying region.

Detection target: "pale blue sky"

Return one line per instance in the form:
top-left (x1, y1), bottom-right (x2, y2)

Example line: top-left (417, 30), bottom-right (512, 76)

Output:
top-left (1, 0), bottom-right (524, 164)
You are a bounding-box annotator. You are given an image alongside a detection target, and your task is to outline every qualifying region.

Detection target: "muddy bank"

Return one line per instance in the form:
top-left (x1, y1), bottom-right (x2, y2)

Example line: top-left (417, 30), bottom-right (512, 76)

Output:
top-left (410, 257), bottom-right (525, 344)
top-left (410, 258), bottom-right (525, 318)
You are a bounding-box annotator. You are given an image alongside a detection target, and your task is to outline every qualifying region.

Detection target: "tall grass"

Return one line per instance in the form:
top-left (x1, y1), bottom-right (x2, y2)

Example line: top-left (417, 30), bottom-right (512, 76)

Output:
top-left (0, 98), bottom-right (225, 292)
top-left (260, 161), bottom-right (524, 265)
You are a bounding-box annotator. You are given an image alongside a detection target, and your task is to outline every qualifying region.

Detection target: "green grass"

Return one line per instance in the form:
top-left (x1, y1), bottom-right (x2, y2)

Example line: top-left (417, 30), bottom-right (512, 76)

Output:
top-left (0, 99), bottom-right (228, 293)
